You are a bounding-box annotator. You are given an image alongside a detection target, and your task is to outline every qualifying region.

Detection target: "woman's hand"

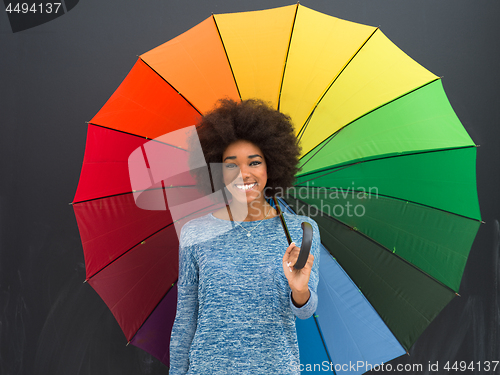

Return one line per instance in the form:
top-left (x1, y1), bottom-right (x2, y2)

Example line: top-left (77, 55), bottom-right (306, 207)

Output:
top-left (282, 242), bottom-right (315, 307)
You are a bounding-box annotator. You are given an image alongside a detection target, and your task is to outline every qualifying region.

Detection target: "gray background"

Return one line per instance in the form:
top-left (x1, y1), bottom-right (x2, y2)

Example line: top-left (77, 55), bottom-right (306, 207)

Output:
top-left (1, 0), bottom-right (498, 374)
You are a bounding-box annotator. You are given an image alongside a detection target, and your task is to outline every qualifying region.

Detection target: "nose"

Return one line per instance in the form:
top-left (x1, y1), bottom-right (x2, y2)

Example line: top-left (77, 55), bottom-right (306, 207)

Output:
top-left (238, 164), bottom-right (253, 180)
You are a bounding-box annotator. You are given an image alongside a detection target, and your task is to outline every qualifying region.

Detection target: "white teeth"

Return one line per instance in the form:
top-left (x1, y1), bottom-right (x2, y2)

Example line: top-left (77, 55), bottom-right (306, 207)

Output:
top-left (235, 183), bottom-right (256, 191)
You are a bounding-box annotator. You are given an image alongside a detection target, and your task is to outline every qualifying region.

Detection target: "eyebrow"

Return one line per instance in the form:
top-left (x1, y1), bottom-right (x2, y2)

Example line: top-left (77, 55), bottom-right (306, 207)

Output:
top-left (223, 154), bottom-right (263, 162)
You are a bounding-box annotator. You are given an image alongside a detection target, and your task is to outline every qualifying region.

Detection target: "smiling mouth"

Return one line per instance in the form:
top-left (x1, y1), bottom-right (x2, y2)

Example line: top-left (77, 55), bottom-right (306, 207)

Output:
top-left (234, 182), bottom-right (257, 191)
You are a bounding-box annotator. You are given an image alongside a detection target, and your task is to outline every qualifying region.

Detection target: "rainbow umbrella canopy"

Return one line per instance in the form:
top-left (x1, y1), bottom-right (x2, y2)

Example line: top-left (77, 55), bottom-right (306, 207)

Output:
top-left (73, 4), bottom-right (481, 373)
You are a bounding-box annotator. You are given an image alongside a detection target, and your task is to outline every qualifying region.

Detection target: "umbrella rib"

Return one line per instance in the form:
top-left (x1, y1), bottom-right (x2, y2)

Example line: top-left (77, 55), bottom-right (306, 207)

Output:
top-left (313, 314), bottom-right (335, 373)
top-left (277, 2), bottom-right (300, 112)
top-left (85, 203), bottom-right (220, 281)
top-left (298, 122), bottom-right (339, 165)
top-left (72, 190), bottom-right (135, 205)
top-left (128, 279), bottom-right (179, 345)
top-left (296, 144), bottom-right (477, 187)
top-left (290, 185), bottom-right (481, 223)
top-left (287, 196), bottom-right (460, 297)
top-left (85, 122), bottom-right (191, 151)
top-left (296, 106), bottom-right (317, 143)
top-left (212, 14), bottom-right (242, 100)
top-left (138, 57), bottom-right (203, 116)
top-left (71, 186), bottom-right (198, 205)
top-left (295, 26), bottom-right (380, 142)
top-left (108, 249), bottom-right (175, 322)
top-left (85, 221), bottom-right (175, 282)
top-left (298, 76), bottom-right (442, 169)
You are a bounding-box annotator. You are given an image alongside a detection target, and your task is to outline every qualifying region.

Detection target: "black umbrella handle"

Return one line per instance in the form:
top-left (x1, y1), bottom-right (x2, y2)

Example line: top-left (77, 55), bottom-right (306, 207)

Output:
top-left (272, 196), bottom-right (312, 270)
top-left (294, 222), bottom-right (312, 270)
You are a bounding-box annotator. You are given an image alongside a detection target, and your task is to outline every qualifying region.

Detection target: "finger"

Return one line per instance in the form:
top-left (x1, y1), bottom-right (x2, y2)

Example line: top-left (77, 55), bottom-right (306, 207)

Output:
top-left (301, 253), bottom-right (314, 269)
top-left (283, 260), bottom-right (294, 274)
top-left (283, 242), bottom-right (299, 273)
top-left (286, 241), bottom-right (296, 253)
top-left (288, 248), bottom-right (301, 267)
top-left (292, 253), bottom-right (314, 275)
top-left (306, 253), bottom-right (314, 265)
top-left (282, 242), bottom-right (296, 262)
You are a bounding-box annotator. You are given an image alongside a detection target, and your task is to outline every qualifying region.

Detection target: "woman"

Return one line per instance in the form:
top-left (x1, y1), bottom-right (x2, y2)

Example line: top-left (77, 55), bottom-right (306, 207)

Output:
top-left (169, 99), bottom-right (321, 374)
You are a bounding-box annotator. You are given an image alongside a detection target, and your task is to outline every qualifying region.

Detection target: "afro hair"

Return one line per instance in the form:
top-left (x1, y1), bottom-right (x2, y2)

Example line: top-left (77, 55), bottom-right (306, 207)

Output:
top-left (188, 98), bottom-right (301, 200)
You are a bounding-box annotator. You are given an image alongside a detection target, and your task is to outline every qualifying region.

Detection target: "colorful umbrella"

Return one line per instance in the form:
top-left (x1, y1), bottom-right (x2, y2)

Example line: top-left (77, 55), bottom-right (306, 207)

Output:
top-left (72, 4), bottom-right (481, 373)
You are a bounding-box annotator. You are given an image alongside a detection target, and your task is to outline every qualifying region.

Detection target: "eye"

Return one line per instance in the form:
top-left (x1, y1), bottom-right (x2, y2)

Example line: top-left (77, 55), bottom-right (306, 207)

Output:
top-left (250, 161), bottom-right (262, 166)
top-left (224, 163), bottom-right (237, 169)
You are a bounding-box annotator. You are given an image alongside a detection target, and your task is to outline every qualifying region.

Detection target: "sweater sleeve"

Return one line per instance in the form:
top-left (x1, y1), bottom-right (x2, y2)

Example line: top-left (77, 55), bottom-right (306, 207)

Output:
top-left (289, 219), bottom-right (321, 320)
top-left (169, 228), bottom-right (199, 375)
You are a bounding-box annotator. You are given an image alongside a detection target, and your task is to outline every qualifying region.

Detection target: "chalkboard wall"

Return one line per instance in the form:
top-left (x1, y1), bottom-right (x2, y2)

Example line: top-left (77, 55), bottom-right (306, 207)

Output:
top-left (1, 0), bottom-right (498, 374)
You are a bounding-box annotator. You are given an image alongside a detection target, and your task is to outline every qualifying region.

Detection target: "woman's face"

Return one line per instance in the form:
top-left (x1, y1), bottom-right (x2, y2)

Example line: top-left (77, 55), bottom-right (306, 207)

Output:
top-left (222, 140), bottom-right (268, 205)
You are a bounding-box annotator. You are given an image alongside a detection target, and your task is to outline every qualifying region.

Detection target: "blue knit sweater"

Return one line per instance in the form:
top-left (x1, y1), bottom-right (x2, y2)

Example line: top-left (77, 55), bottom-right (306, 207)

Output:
top-left (169, 211), bottom-right (321, 374)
